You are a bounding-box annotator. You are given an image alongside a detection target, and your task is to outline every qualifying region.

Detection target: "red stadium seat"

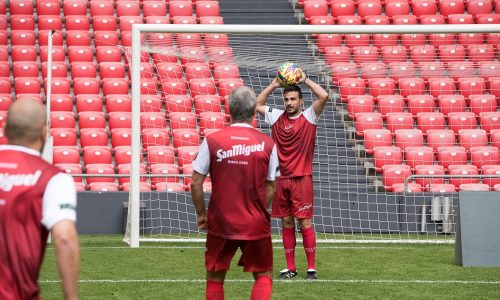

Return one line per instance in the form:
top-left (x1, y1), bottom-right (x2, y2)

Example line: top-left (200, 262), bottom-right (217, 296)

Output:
top-left (218, 78), bottom-right (244, 98)
top-left (458, 33), bottom-right (485, 46)
top-left (119, 16), bottom-right (144, 32)
top-left (37, 15), bottom-right (63, 31)
top-left (65, 15), bottom-right (90, 31)
top-left (418, 62), bottom-right (446, 80)
top-left (467, 0), bottom-right (493, 16)
top-left (10, 0), bottom-right (33, 15)
top-left (41, 61), bottom-right (67, 79)
top-left (161, 78), bottom-right (188, 97)
top-left (140, 78), bottom-right (159, 96)
top-left (404, 146), bottom-right (435, 169)
top-left (426, 129), bottom-right (456, 151)
top-left (358, 0), bottom-right (383, 18)
top-left (76, 94), bottom-right (103, 113)
top-left (11, 45), bottom-right (37, 62)
top-left (303, 0), bottom-right (328, 21)
top-left (172, 16), bottom-right (196, 25)
top-left (347, 95), bottom-right (375, 118)
top-left (147, 146), bottom-right (176, 165)
top-left (50, 94), bottom-right (73, 111)
top-left (489, 77), bottom-right (500, 100)
top-left (189, 78), bottom-right (217, 97)
top-left (477, 61), bottom-right (500, 80)
top-left (143, 1), bottom-right (168, 17)
top-left (177, 146), bottom-right (199, 169)
top-left (345, 34), bottom-right (371, 48)
top-left (352, 46), bottom-right (379, 63)
top-left (409, 45), bottom-right (436, 63)
top-left (142, 128), bottom-right (170, 149)
top-left (414, 165), bottom-right (445, 187)
top-left (169, 1), bottom-right (194, 20)
top-left (0, 111), bottom-right (6, 128)
top-left (116, 1), bottom-right (140, 17)
top-left (412, 0), bottom-right (437, 16)
top-left (213, 63), bottom-right (240, 83)
top-left (88, 182), bottom-right (119, 192)
top-left (330, 0), bottom-right (356, 17)
top-left (324, 46), bottom-right (351, 64)
top-left (458, 129), bottom-right (488, 150)
top-left (481, 165), bottom-right (500, 187)
top-left (361, 63), bottom-right (388, 80)
top-left (420, 15), bottom-right (446, 24)
top-left (196, 1), bottom-right (221, 19)
top-left (310, 16), bottom-right (335, 25)
top-left (0, 77), bottom-right (10, 94)
top-left (140, 112), bottom-right (168, 129)
top-left (111, 128), bottom-right (132, 148)
top-left (73, 78), bottom-right (100, 96)
top-left (437, 146), bottom-right (468, 170)
top-left (55, 163), bottom-right (83, 182)
top-left (436, 95), bottom-right (466, 116)
top-left (381, 45), bottom-right (407, 63)
top-left (363, 129), bottom-right (393, 154)
top-left (79, 128), bottom-right (108, 148)
top-left (99, 62), bottom-right (126, 79)
top-left (338, 78), bottom-right (366, 101)
top-left (389, 62), bottom-right (416, 80)
top-left (50, 112), bottom-right (76, 129)
top-left (140, 95), bottom-right (163, 113)
top-left (71, 62), bottom-right (97, 79)
top-left (199, 112), bottom-right (227, 134)
top-left (459, 183), bottom-right (490, 191)
top-left (102, 78), bottom-right (129, 96)
top-left (207, 47), bottom-right (235, 67)
top-left (68, 46), bottom-right (93, 63)
top-left (165, 95), bottom-right (193, 114)
top-left (155, 182), bottom-right (186, 192)
top-left (428, 33), bottom-right (455, 47)
top-left (93, 16), bottom-right (117, 31)
top-left (330, 62), bottom-right (358, 84)
top-left (150, 163), bottom-right (180, 185)
top-left (10, 15), bottom-right (35, 31)
top-left (96, 46), bottom-right (122, 63)
top-left (0, 94), bottom-right (12, 111)
top-left (14, 77), bottom-right (40, 95)
top-left (336, 15), bottom-right (362, 25)
top-left (122, 182), bottom-right (152, 192)
top-left (428, 77), bottom-right (456, 98)
top-left (199, 16), bottom-right (224, 24)
top-left (78, 112), bottom-right (106, 129)
top-left (395, 129), bottom-right (424, 150)
top-left (447, 112), bottom-right (478, 133)
top-left (185, 62), bottom-right (211, 81)
top-left (372, 34), bottom-right (399, 48)
top-left (398, 78), bottom-right (425, 98)
top-left (406, 95), bottom-right (435, 116)
top-left (476, 13), bottom-right (500, 24)
top-left (382, 164), bottom-right (412, 191)
top-left (204, 33), bottom-right (229, 48)
top-left (470, 146), bottom-right (500, 169)
top-left (83, 146), bottom-right (113, 165)
top-left (447, 13), bottom-right (475, 24)
top-left (392, 183), bottom-right (423, 193)
top-left (90, 1), bottom-right (114, 16)
top-left (479, 112), bottom-right (500, 133)
top-left (172, 129), bottom-right (200, 148)
top-left (427, 183), bottom-right (456, 193)
top-left (10, 30), bottom-right (35, 46)
top-left (157, 62), bottom-right (183, 80)
top-left (194, 95), bottom-right (222, 115)
top-left (63, 0), bottom-right (88, 15)
top-left (116, 164), bottom-right (147, 185)
top-left (467, 44), bottom-right (495, 63)
top-left (53, 146), bottom-right (80, 165)
top-left (373, 146), bottom-right (403, 172)
top-left (47, 78), bottom-right (71, 95)
top-left (492, 129), bottom-right (500, 149)
top-left (86, 164), bottom-right (115, 184)
top-left (392, 15), bottom-right (419, 25)
top-left (447, 61), bottom-right (475, 81)
top-left (449, 165), bottom-right (481, 186)
top-left (469, 95), bottom-right (497, 115)
top-left (377, 96), bottom-right (405, 116)
top-left (354, 113), bottom-right (384, 137)
top-left (385, 0), bottom-right (410, 17)
top-left (51, 128), bottom-right (77, 146)
top-left (439, 0), bottom-right (465, 16)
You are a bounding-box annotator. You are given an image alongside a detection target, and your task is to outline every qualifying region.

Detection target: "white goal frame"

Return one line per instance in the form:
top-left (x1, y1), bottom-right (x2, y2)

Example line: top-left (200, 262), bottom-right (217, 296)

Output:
top-left (126, 24), bottom-right (500, 247)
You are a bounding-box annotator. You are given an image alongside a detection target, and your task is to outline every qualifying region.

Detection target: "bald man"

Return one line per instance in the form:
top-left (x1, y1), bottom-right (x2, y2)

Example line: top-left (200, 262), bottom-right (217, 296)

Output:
top-left (0, 100), bottom-right (80, 300)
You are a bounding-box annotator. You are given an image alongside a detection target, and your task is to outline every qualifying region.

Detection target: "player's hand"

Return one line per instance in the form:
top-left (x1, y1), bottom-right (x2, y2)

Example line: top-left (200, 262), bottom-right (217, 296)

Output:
top-left (271, 77), bottom-right (281, 88)
top-left (297, 70), bottom-right (307, 84)
top-left (197, 213), bottom-right (207, 230)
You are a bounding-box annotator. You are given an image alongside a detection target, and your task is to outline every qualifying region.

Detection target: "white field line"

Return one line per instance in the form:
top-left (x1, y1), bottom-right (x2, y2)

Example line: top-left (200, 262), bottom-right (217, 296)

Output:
top-left (46, 246), bottom-right (409, 250)
top-left (39, 279), bottom-right (500, 285)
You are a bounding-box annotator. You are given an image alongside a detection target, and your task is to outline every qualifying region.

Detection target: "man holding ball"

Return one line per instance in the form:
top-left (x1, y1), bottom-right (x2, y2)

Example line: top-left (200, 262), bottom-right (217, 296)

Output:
top-left (256, 65), bottom-right (329, 280)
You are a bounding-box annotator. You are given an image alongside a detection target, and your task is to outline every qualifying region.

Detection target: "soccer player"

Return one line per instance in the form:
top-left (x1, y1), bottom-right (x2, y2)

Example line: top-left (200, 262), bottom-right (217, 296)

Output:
top-left (191, 86), bottom-right (279, 300)
top-left (0, 100), bottom-right (80, 300)
top-left (256, 72), bottom-right (329, 280)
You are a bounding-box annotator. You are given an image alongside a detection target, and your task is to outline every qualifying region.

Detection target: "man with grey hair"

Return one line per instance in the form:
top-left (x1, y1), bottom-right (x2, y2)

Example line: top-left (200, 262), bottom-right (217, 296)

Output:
top-left (191, 86), bottom-right (279, 300)
top-left (0, 99), bottom-right (80, 300)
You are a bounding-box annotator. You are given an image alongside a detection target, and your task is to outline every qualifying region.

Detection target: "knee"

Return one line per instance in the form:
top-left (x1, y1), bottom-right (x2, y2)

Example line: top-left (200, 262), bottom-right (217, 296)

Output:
top-left (281, 217), bottom-right (295, 228)
top-left (298, 219), bottom-right (312, 230)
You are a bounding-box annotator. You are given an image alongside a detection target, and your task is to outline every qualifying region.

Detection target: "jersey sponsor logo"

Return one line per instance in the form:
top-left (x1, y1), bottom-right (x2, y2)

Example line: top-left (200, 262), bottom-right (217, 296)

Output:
top-left (216, 142), bottom-right (265, 162)
top-left (297, 204), bottom-right (312, 213)
top-left (0, 170), bottom-right (42, 192)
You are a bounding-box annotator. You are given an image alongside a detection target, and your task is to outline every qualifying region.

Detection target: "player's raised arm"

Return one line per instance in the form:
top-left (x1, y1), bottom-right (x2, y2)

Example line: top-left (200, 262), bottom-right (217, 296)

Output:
top-left (299, 72), bottom-right (329, 117)
top-left (52, 220), bottom-right (79, 300)
top-left (256, 78), bottom-right (281, 116)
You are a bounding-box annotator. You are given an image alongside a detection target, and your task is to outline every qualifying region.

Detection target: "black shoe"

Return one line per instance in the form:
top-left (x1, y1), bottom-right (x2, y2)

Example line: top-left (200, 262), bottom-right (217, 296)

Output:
top-left (306, 269), bottom-right (317, 280)
top-left (279, 269), bottom-right (298, 279)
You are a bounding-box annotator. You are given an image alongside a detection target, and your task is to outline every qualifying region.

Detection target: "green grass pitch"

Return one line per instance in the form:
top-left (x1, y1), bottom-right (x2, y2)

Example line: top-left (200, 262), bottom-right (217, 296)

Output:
top-left (40, 235), bottom-right (500, 299)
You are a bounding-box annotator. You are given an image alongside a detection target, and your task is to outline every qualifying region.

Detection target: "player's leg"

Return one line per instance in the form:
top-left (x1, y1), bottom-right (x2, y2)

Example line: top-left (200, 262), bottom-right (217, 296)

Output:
top-left (238, 238), bottom-right (273, 300)
top-left (291, 176), bottom-right (317, 279)
top-left (272, 178), bottom-right (298, 278)
top-left (205, 234), bottom-right (238, 300)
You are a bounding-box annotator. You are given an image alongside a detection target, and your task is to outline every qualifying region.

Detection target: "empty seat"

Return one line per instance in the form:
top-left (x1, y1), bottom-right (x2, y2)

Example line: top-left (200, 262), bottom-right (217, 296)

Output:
top-left (68, 46), bottom-right (94, 63)
top-left (119, 16), bottom-right (143, 32)
top-left (470, 146), bottom-right (500, 169)
top-left (63, 0), bottom-right (88, 15)
top-left (385, 0), bottom-right (410, 16)
top-left (374, 93), bottom-right (403, 113)
top-left (55, 163), bottom-right (83, 182)
top-left (437, 95), bottom-right (466, 116)
top-left (88, 182), bottom-right (119, 192)
top-left (345, 34), bottom-right (371, 48)
top-left (140, 112), bottom-right (167, 129)
top-left (347, 95), bottom-right (375, 118)
top-left (14, 77), bottom-right (40, 95)
top-left (65, 15), bottom-right (90, 31)
top-left (10, 0), bottom-right (34, 15)
top-left (479, 112), bottom-right (500, 133)
top-left (477, 61), bottom-right (500, 80)
top-left (169, 1), bottom-right (194, 20)
top-left (372, 34), bottom-right (399, 48)
top-left (143, 1), bottom-right (168, 17)
top-left (428, 33), bottom-right (455, 47)
top-left (459, 183), bottom-right (490, 191)
top-left (65, 31), bottom-right (91, 47)
top-left (102, 78), bottom-right (129, 96)
top-left (337, 15), bottom-right (363, 25)
top-left (147, 146), bottom-right (175, 165)
top-left (398, 78), bottom-right (425, 98)
top-left (142, 128), bottom-right (170, 149)
top-left (73, 78), bottom-right (100, 95)
top-left (37, 15), bottom-right (62, 31)
top-left (79, 128), bottom-right (108, 148)
top-left (199, 16), bottom-right (224, 24)
top-left (447, 61), bottom-right (475, 81)
top-left (382, 164), bottom-right (412, 191)
top-left (385, 112), bottom-right (414, 133)
top-left (426, 129), bottom-right (456, 150)
top-left (361, 64), bottom-right (390, 81)
top-left (458, 129), bottom-right (488, 150)
top-left (467, 44), bottom-right (495, 63)
top-left (194, 95), bottom-right (222, 115)
top-left (213, 63), bottom-right (240, 82)
top-left (116, 1), bottom-right (140, 16)
top-left (177, 146), bottom-right (199, 168)
top-left (85, 164), bottom-right (115, 184)
top-left (90, 1), bottom-right (114, 16)
top-left (92, 16), bottom-right (117, 31)
top-left (218, 78), bottom-right (244, 98)
top-left (111, 128), bottom-right (132, 148)
top-left (51, 128), bottom-right (77, 146)
top-left (171, 15), bottom-right (196, 25)
top-left (418, 62), bottom-right (446, 80)
top-left (11, 45), bottom-right (37, 62)
top-left (13, 61), bottom-right (37, 77)
top-left (83, 146), bottom-right (112, 165)
top-left (373, 146), bottom-right (403, 172)
top-left (380, 45), bottom-right (407, 63)
top-left (354, 113), bottom-right (384, 137)
top-left (330, 62), bottom-right (358, 84)
top-left (121, 182), bottom-right (151, 192)
top-left (391, 183), bottom-right (423, 193)
top-left (365, 15), bottom-right (390, 25)
top-left (10, 30), bottom-right (35, 46)
top-left (0, 94), bottom-right (12, 111)
top-left (352, 46), bottom-right (379, 63)
top-left (448, 13), bottom-right (475, 24)
top-left (75, 94), bottom-right (103, 112)
top-left (196, 1), bottom-right (221, 19)
top-left (99, 62), bottom-right (126, 79)
top-left (404, 146), bottom-right (435, 169)
top-left (409, 45), bottom-right (436, 63)
top-left (116, 164), bottom-right (147, 185)
top-left (96, 46), bottom-right (122, 63)
top-left (10, 15), bottom-right (35, 30)
top-left (338, 78), bottom-right (366, 101)
top-left (447, 112), bottom-right (478, 133)
top-left (53, 146), bottom-right (80, 164)
top-left (389, 62), bottom-right (416, 80)
top-left (469, 95), bottom-right (497, 115)
top-left (172, 129), bottom-right (200, 148)
top-left (165, 95), bottom-right (192, 114)
top-left (199, 112), bottom-right (226, 134)
top-left (161, 78), bottom-right (188, 96)
top-left (50, 112), bottom-right (76, 129)
top-left (449, 164), bottom-right (480, 187)
top-left (47, 78), bottom-right (71, 95)
top-left (395, 129), bottom-right (424, 150)
top-left (467, 0), bottom-right (493, 15)
top-left (414, 164), bottom-right (445, 188)
top-left (476, 13), bottom-right (500, 24)
top-left (363, 129), bottom-right (392, 154)
top-left (310, 15), bottom-right (335, 26)
top-left (150, 163), bottom-right (180, 186)
top-left (78, 112), bottom-right (106, 129)
top-left (140, 95), bottom-right (163, 113)
top-left (437, 146), bottom-right (467, 170)
top-left (325, 46), bottom-right (351, 64)
top-left (71, 62), bottom-right (97, 79)
top-left (428, 77), bottom-right (456, 98)
top-left (303, 0), bottom-right (328, 21)
top-left (185, 62), bottom-right (211, 81)
top-left (189, 78), bottom-right (217, 97)
top-left (458, 33), bottom-right (485, 46)
top-left (406, 95), bottom-right (435, 116)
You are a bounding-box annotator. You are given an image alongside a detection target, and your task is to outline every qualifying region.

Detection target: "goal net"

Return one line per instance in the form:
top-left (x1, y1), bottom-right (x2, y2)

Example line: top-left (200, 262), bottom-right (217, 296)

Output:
top-left (124, 24), bottom-right (500, 247)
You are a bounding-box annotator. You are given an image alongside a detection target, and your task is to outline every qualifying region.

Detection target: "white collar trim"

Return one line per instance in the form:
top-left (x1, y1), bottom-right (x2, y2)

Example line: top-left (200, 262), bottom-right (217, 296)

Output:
top-left (0, 145), bottom-right (41, 157)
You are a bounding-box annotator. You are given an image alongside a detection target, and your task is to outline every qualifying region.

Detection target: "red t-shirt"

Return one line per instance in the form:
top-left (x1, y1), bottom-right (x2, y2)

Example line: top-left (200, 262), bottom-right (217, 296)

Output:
top-left (265, 106), bottom-right (318, 178)
top-left (192, 124), bottom-right (278, 240)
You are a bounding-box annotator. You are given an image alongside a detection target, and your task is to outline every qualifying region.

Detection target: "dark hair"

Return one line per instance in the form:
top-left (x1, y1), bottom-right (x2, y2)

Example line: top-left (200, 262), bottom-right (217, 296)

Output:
top-left (283, 85), bottom-right (302, 98)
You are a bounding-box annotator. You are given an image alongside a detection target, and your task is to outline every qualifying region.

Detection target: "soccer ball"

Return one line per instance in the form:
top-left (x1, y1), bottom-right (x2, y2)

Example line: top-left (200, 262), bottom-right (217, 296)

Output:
top-left (276, 62), bottom-right (303, 87)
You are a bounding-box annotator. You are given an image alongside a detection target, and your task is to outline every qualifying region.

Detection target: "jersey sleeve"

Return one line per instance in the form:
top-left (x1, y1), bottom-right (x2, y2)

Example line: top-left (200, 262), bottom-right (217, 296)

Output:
top-left (192, 139), bottom-right (210, 175)
top-left (264, 105), bottom-right (284, 126)
top-left (42, 173), bottom-right (77, 230)
top-left (267, 144), bottom-right (279, 181)
top-left (303, 106), bottom-right (319, 125)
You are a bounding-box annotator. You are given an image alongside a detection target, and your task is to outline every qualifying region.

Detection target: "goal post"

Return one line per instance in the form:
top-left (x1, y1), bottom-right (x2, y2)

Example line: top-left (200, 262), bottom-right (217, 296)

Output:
top-left (124, 24), bottom-right (500, 247)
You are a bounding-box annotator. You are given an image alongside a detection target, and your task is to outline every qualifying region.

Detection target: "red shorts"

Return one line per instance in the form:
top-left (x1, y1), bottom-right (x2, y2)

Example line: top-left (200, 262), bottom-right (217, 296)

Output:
top-left (205, 234), bottom-right (273, 273)
top-left (272, 176), bottom-right (314, 218)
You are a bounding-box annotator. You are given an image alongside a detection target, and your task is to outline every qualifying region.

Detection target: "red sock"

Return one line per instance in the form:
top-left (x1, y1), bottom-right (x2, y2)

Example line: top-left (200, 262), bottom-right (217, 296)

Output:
top-left (206, 280), bottom-right (224, 300)
top-left (251, 276), bottom-right (272, 300)
top-left (282, 227), bottom-right (296, 271)
top-left (301, 227), bottom-right (316, 270)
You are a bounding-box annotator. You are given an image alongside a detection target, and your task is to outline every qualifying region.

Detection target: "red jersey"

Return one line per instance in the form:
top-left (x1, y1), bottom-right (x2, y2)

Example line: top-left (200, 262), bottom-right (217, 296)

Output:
top-left (192, 124), bottom-right (278, 240)
top-left (265, 106), bottom-right (318, 178)
top-left (0, 146), bottom-right (76, 300)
